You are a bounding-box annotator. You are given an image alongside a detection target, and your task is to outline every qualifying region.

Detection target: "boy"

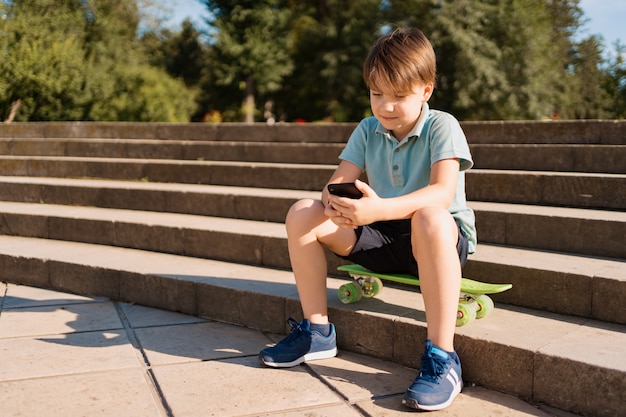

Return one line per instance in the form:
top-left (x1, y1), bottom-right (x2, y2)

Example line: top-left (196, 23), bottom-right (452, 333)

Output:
top-left (259, 28), bottom-right (476, 411)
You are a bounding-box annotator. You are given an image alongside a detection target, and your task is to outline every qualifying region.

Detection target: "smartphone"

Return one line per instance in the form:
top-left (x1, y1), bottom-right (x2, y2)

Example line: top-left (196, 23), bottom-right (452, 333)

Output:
top-left (327, 182), bottom-right (363, 199)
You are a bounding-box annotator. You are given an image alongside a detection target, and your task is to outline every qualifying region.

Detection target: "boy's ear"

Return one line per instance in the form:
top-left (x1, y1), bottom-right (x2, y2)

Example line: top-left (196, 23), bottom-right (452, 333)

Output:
top-left (422, 82), bottom-right (434, 101)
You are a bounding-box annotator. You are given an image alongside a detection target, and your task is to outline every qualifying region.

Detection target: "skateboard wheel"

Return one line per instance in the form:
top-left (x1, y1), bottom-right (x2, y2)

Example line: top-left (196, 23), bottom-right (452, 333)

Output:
top-left (361, 277), bottom-right (383, 298)
top-left (456, 301), bottom-right (477, 327)
top-left (338, 282), bottom-right (362, 304)
top-left (474, 294), bottom-right (494, 319)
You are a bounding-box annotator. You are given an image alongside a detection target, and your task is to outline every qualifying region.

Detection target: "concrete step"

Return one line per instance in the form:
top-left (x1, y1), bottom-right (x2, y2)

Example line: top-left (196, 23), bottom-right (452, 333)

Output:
top-left (0, 157), bottom-right (623, 209)
top-left (466, 169), bottom-right (625, 210)
top-left (0, 200), bottom-right (623, 325)
top-left (471, 144), bottom-right (626, 174)
top-left (2, 120), bottom-right (625, 144)
top-left (0, 177), bottom-right (623, 258)
top-left (0, 122), bottom-right (357, 142)
top-left (471, 201), bottom-right (626, 259)
top-left (0, 235), bottom-right (623, 417)
top-left (461, 119), bottom-right (626, 145)
top-left (0, 138), bottom-right (345, 164)
top-left (2, 138), bottom-right (624, 174)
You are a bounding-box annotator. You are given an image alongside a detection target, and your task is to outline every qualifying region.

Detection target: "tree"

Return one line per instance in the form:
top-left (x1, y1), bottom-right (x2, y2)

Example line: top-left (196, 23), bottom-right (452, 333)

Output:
top-left (142, 19), bottom-right (209, 88)
top-left (567, 36), bottom-right (612, 119)
top-left (203, 0), bottom-right (293, 123)
top-left (273, 0), bottom-right (380, 122)
top-left (603, 41), bottom-right (626, 118)
top-left (0, 0), bottom-right (90, 121)
top-left (0, 0), bottom-right (196, 122)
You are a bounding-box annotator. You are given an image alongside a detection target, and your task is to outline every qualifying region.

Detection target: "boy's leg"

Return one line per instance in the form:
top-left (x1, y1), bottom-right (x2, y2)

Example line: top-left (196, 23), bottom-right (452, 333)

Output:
top-left (403, 206), bottom-right (463, 410)
top-left (411, 206), bottom-right (461, 351)
top-left (285, 198), bottom-right (357, 324)
top-left (259, 198), bottom-right (356, 368)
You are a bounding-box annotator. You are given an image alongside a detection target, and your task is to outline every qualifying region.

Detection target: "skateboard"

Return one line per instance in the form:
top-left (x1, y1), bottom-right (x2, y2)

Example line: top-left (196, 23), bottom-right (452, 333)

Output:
top-left (337, 264), bottom-right (512, 327)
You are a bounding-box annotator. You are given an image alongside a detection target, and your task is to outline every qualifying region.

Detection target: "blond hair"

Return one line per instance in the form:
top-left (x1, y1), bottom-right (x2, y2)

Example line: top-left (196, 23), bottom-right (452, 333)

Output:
top-left (363, 28), bottom-right (436, 94)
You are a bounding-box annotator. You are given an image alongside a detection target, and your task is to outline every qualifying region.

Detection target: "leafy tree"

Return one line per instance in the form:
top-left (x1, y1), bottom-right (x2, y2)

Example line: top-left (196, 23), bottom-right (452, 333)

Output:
top-left (0, 0), bottom-right (89, 121)
top-left (274, 0), bottom-right (381, 122)
top-left (567, 36), bottom-right (612, 119)
top-left (142, 19), bottom-right (209, 88)
top-left (603, 42), bottom-right (626, 118)
top-left (89, 64), bottom-right (195, 122)
top-left (202, 0), bottom-right (293, 122)
top-left (0, 0), bottom-right (196, 122)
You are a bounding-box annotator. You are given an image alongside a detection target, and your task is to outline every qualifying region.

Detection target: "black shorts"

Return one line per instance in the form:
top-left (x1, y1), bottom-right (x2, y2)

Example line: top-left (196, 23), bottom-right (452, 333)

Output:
top-left (337, 219), bottom-right (469, 278)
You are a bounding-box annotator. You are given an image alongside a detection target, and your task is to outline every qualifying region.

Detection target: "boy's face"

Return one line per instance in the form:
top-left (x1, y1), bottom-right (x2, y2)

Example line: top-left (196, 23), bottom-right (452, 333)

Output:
top-left (369, 82), bottom-right (433, 140)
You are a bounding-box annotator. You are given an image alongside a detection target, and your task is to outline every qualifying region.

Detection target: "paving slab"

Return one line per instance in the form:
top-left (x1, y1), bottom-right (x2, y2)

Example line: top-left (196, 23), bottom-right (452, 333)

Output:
top-left (134, 321), bottom-right (273, 366)
top-left (0, 281), bottom-right (585, 417)
top-left (152, 356), bottom-right (350, 417)
top-left (0, 368), bottom-right (164, 417)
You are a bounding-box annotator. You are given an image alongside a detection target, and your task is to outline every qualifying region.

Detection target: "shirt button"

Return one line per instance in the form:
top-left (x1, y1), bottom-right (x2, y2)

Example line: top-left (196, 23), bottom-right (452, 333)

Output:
top-left (393, 165), bottom-right (399, 170)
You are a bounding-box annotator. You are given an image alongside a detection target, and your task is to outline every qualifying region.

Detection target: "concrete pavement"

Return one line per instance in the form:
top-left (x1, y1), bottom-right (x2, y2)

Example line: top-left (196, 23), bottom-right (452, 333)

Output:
top-left (0, 282), bottom-right (578, 417)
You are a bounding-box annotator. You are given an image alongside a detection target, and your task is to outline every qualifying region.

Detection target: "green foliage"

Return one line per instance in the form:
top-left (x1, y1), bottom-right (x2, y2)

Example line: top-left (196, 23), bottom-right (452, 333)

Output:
top-left (603, 42), bottom-right (626, 118)
top-left (2, 0), bottom-right (623, 122)
top-left (88, 64), bottom-right (195, 122)
top-left (0, 1), bottom-right (89, 120)
top-left (0, 0), bottom-right (196, 122)
top-left (196, 0), bottom-right (622, 121)
top-left (276, 0), bottom-right (381, 122)
top-left (201, 0), bottom-right (293, 122)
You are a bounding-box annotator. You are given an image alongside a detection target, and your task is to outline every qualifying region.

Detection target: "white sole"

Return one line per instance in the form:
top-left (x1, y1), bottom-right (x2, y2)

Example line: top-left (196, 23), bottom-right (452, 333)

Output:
top-left (260, 347), bottom-right (338, 368)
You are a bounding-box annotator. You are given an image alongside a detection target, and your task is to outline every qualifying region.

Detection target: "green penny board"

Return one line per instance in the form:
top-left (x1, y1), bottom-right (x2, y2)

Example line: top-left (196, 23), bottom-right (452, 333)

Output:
top-left (338, 264), bottom-right (512, 295)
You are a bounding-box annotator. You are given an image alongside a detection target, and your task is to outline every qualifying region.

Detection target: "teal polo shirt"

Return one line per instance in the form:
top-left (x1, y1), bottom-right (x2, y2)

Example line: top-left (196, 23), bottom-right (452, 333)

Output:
top-left (339, 103), bottom-right (477, 253)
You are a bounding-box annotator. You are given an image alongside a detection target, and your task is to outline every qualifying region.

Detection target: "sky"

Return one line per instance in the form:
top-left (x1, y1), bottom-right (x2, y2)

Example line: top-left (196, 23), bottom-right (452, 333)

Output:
top-left (164, 0), bottom-right (625, 47)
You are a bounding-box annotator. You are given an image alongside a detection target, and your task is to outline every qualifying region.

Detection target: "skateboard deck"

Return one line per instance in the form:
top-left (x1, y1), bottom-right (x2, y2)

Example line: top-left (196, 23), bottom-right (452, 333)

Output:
top-left (337, 264), bottom-right (512, 326)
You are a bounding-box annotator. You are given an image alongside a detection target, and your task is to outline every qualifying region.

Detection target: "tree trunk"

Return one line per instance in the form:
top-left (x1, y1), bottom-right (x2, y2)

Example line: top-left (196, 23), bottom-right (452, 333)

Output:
top-left (4, 99), bottom-right (22, 124)
top-left (243, 75), bottom-right (255, 124)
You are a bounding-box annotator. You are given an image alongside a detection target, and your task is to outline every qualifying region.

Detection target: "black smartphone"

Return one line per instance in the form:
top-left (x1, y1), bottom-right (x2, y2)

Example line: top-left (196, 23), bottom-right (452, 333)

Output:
top-left (327, 182), bottom-right (363, 199)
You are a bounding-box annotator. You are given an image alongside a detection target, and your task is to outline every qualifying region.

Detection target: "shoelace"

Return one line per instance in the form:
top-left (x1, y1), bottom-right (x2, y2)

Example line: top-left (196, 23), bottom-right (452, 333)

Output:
top-left (277, 318), bottom-right (304, 347)
top-left (418, 352), bottom-right (447, 383)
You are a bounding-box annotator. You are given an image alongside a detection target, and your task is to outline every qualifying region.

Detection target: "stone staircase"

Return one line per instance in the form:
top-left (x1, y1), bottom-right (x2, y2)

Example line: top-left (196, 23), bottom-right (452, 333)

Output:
top-left (0, 121), bottom-right (624, 417)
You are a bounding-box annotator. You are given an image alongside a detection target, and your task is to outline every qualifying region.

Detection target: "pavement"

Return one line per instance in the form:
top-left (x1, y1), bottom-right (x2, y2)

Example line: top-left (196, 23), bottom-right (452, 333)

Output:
top-left (0, 282), bottom-right (578, 417)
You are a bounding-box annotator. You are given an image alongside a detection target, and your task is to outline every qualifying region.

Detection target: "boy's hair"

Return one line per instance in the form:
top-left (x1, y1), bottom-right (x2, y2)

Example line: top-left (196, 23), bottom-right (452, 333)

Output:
top-left (363, 28), bottom-right (436, 94)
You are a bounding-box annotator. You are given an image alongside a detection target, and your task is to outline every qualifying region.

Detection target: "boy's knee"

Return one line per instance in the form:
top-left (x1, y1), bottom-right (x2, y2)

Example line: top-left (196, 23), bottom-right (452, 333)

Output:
top-left (411, 206), bottom-right (456, 240)
top-left (286, 199), bottom-right (324, 226)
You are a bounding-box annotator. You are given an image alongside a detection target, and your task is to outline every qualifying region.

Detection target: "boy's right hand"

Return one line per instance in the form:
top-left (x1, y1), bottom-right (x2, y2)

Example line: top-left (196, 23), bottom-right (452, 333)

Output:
top-left (324, 199), bottom-right (358, 229)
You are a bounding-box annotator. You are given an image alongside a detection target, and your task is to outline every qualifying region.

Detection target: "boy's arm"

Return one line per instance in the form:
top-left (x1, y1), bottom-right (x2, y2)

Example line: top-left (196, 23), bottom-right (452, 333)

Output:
top-left (332, 158), bottom-right (460, 226)
top-left (391, 158), bottom-right (460, 215)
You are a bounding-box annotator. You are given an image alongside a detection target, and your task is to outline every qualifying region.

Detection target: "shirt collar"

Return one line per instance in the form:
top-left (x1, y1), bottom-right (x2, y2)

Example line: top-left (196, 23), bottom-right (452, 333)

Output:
top-left (375, 102), bottom-right (430, 143)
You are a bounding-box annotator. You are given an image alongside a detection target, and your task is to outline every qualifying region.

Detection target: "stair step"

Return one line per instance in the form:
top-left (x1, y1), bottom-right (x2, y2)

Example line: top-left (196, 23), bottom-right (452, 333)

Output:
top-left (467, 169), bottom-right (625, 210)
top-left (0, 177), bottom-right (623, 257)
top-left (464, 244), bottom-right (626, 324)
top-left (1, 157), bottom-right (623, 209)
top-left (0, 122), bottom-right (357, 142)
top-left (0, 200), bottom-right (623, 324)
top-left (471, 201), bottom-right (626, 258)
top-left (3, 138), bottom-right (624, 174)
top-left (2, 120), bottom-right (625, 144)
top-left (0, 138), bottom-right (345, 164)
top-left (0, 235), bottom-right (623, 417)
top-left (471, 144), bottom-right (626, 174)
top-left (0, 176), bottom-right (314, 223)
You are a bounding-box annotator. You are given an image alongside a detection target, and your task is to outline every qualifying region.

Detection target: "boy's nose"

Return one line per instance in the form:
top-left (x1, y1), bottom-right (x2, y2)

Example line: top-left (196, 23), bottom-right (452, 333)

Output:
top-left (381, 99), bottom-right (395, 111)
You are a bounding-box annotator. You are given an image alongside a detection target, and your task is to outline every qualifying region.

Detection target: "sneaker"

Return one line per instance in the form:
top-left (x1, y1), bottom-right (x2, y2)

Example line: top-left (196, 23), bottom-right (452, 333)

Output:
top-left (402, 340), bottom-right (463, 411)
top-left (259, 318), bottom-right (337, 368)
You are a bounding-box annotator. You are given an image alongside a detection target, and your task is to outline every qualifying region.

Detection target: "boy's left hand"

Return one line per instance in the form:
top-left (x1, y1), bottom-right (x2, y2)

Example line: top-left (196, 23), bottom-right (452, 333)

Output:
top-left (327, 180), bottom-right (382, 227)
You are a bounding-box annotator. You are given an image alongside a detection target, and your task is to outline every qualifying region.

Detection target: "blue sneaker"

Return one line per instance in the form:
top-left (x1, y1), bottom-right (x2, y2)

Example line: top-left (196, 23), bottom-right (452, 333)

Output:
top-left (259, 318), bottom-right (337, 368)
top-left (402, 340), bottom-right (463, 411)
